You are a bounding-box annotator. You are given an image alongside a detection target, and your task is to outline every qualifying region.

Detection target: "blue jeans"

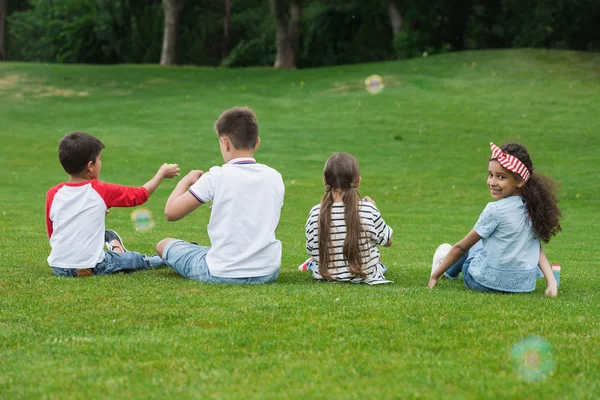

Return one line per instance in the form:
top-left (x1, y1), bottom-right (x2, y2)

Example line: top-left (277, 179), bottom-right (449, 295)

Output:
top-left (443, 241), bottom-right (499, 293)
top-left (52, 251), bottom-right (165, 277)
top-left (163, 240), bottom-right (279, 284)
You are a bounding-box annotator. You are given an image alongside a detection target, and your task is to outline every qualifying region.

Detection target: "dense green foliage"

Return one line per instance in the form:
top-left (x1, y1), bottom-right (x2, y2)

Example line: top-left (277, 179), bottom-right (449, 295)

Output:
top-left (5, 0), bottom-right (600, 66)
top-left (1, 50), bottom-right (599, 398)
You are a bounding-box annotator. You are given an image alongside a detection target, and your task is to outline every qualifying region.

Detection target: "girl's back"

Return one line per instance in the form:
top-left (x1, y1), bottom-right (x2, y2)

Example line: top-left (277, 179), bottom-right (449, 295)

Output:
top-left (305, 199), bottom-right (392, 283)
top-left (470, 196), bottom-right (540, 291)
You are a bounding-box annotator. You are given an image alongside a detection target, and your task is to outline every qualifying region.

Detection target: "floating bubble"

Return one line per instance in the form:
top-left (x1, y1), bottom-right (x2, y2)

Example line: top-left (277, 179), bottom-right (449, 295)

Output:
top-left (365, 74), bottom-right (384, 94)
top-left (130, 208), bottom-right (155, 232)
top-left (511, 336), bottom-right (555, 382)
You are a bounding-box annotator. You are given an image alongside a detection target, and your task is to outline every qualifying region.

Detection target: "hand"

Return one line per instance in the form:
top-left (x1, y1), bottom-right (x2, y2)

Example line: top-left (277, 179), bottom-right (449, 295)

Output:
top-left (159, 163), bottom-right (180, 178)
top-left (105, 208), bottom-right (110, 216)
top-left (183, 170), bottom-right (204, 186)
top-left (427, 277), bottom-right (438, 289)
top-left (545, 285), bottom-right (558, 297)
top-left (363, 196), bottom-right (376, 206)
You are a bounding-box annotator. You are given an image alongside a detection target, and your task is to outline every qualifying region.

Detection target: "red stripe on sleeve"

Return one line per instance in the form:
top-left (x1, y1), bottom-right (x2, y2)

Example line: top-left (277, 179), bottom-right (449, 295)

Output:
top-left (45, 184), bottom-right (63, 238)
top-left (91, 180), bottom-right (149, 208)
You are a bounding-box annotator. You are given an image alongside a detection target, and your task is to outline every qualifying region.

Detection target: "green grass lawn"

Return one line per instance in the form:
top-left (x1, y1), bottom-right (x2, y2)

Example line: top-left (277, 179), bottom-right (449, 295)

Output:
top-left (1, 49), bottom-right (599, 399)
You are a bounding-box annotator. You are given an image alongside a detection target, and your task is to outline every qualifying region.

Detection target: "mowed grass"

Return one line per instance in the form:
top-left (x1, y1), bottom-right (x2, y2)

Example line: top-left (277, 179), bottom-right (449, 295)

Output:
top-left (0, 49), bottom-right (599, 399)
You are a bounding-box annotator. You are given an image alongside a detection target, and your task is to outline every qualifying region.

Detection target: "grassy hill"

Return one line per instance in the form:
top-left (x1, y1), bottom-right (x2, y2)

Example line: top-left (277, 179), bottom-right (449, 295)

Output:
top-left (1, 49), bottom-right (599, 399)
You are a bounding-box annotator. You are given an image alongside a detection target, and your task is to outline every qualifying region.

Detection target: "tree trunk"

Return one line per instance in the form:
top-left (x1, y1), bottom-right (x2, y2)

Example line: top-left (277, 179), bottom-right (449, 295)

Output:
top-left (0, 0), bottom-right (7, 61)
top-left (222, 0), bottom-right (230, 58)
top-left (269, 0), bottom-right (301, 69)
top-left (447, 0), bottom-right (472, 51)
top-left (160, 0), bottom-right (185, 66)
top-left (288, 0), bottom-right (301, 57)
top-left (387, 0), bottom-right (402, 37)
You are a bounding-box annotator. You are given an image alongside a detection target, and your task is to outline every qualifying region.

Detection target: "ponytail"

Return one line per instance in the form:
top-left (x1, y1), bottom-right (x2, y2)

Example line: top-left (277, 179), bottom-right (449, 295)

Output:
top-left (341, 189), bottom-right (367, 279)
top-left (318, 152), bottom-right (367, 280)
top-left (318, 189), bottom-right (334, 280)
top-left (522, 173), bottom-right (562, 243)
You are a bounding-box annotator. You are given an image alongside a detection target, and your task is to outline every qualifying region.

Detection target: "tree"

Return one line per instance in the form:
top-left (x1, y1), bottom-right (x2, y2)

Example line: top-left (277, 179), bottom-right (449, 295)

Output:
top-left (387, 0), bottom-right (402, 37)
top-left (0, 0), bottom-right (7, 60)
top-left (160, 0), bottom-right (186, 66)
top-left (222, 0), bottom-right (230, 58)
top-left (269, 0), bottom-right (302, 69)
top-left (446, 0), bottom-right (473, 51)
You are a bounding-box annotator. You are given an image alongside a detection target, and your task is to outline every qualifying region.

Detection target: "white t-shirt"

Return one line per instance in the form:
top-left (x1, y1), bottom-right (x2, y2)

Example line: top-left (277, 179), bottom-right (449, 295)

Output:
top-left (46, 180), bottom-right (149, 269)
top-left (189, 157), bottom-right (284, 278)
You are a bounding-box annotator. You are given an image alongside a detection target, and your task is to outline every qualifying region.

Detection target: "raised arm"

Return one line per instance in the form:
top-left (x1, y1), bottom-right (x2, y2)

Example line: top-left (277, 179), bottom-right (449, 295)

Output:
top-left (428, 229), bottom-right (481, 289)
top-left (143, 163), bottom-right (180, 196)
top-left (164, 170), bottom-right (204, 221)
top-left (539, 247), bottom-right (558, 297)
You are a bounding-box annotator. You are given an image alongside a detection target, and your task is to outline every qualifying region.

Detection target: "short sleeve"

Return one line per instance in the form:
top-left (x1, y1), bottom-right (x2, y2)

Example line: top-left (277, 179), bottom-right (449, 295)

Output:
top-left (474, 203), bottom-right (499, 238)
top-left (370, 206), bottom-right (393, 246)
top-left (189, 166), bottom-right (220, 203)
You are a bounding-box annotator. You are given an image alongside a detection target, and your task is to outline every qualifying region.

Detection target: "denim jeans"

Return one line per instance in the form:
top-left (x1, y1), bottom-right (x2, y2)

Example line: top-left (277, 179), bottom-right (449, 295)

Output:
top-left (52, 251), bottom-right (165, 277)
top-left (443, 241), bottom-right (499, 293)
top-left (163, 240), bottom-right (279, 284)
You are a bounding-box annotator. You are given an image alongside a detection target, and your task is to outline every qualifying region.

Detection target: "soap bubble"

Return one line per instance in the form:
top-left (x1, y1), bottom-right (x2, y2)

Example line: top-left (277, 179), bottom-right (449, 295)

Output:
top-left (365, 74), bottom-right (384, 94)
top-left (511, 336), bottom-right (555, 382)
top-left (130, 208), bottom-right (155, 232)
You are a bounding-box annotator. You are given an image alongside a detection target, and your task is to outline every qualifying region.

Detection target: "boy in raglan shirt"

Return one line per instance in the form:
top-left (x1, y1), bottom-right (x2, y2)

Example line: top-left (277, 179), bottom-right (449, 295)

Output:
top-left (46, 131), bottom-right (180, 277)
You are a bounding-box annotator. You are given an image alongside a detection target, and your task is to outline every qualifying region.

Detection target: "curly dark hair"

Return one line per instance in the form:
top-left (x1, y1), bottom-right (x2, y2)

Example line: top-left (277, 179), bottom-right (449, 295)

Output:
top-left (496, 143), bottom-right (562, 243)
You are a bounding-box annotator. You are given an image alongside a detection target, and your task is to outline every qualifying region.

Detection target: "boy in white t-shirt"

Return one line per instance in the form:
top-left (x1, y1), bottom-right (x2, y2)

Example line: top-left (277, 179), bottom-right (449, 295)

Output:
top-left (47, 131), bottom-right (180, 277)
top-left (156, 107), bottom-right (285, 284)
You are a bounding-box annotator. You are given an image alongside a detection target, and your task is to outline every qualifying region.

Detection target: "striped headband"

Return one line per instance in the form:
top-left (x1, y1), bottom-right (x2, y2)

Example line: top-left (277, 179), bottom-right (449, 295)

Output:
top-left (490, 142), bottom-right (531, 181)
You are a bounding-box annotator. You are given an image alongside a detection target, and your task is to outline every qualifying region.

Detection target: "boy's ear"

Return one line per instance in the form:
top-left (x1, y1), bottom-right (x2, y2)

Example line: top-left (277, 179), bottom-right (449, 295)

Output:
top-left (253, 137), bottom-right (261, 151)
top-left (219, 135), bottom-right (231, 152)
top-left (85, 160), bottom-right (94, 172)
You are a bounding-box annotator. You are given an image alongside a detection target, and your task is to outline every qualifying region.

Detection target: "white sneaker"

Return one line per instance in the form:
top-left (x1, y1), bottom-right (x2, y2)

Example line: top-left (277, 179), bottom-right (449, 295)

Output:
top-left (431, 243), bottom-right (452, 277)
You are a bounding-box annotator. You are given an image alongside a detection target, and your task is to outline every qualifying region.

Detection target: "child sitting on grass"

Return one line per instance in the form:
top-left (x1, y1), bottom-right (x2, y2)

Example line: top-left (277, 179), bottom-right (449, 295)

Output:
top-left (301, 152), bottom-right (393, 284)
top-left (156, 107), bottom-right (284, 284)
top-left (47, 131), bottom-right (180, 277)
top-left (428, 142), bottom-right (561, 296)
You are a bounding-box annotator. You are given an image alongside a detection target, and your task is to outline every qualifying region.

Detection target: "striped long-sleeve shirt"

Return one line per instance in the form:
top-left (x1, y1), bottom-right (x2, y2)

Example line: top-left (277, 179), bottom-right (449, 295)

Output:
top-left (305, 200), bottom-right (393, 283)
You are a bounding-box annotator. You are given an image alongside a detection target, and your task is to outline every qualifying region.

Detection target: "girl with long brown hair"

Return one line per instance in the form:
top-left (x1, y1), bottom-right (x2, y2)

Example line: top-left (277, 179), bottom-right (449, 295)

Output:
top-left (428, 143), bottom-right (561, 296)
top-left (301, 153), bottom-right (393, 284)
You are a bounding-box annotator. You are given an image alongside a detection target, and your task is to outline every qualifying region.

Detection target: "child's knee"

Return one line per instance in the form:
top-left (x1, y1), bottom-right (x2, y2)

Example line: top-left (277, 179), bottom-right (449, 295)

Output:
top-left (156, 238), bottom-right (174, 258)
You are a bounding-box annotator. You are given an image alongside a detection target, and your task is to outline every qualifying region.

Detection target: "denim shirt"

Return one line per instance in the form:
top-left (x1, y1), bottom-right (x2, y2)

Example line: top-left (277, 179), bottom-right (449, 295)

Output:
top-left (469, 196), bottom-right (540, 292)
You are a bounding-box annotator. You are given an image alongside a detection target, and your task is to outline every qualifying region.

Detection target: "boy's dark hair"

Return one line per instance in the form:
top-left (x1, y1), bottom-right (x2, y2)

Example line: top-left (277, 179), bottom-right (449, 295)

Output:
top-left (58, 132), bottom-right (105, 175)
top-left (497, 143), bottom-right (562, 243)
top-left (214, 107), bottom-right (258, 150)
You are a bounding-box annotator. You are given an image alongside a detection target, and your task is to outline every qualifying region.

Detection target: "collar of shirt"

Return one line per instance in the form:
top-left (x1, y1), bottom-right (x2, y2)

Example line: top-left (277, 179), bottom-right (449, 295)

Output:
top-left (227, 157), bottom-right (256, 165)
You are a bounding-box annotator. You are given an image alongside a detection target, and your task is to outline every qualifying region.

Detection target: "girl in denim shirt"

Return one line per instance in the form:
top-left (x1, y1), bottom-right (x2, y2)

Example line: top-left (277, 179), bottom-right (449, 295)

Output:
top-left (428, 143), bottom-right (561, 296)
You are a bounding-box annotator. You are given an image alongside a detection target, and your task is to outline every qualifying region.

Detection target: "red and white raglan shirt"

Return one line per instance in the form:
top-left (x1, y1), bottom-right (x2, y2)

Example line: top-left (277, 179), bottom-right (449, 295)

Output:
top-left (46, 180), bottom-right (149, 269)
